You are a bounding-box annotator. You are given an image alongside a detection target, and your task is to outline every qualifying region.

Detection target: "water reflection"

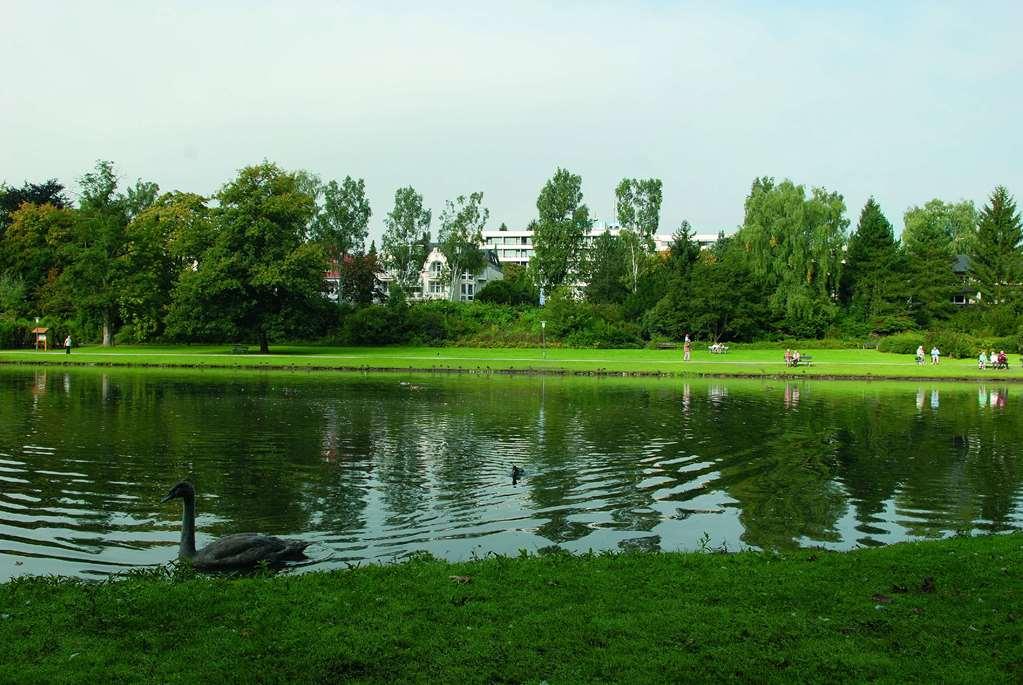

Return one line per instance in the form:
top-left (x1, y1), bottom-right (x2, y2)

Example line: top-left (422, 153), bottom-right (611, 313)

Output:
top-left (0, 369), bottom-right (1020, 580)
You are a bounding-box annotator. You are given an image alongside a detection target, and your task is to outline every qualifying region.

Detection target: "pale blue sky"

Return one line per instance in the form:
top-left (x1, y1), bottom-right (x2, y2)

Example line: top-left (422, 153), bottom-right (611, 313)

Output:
top-left (2, 1), bottom-right (1020, 240)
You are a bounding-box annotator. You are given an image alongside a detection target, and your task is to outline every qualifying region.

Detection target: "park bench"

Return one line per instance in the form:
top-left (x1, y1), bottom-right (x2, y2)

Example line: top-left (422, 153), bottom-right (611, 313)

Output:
top-left (862, 342), bottom-right (878, 350)
top-left (231, 345), bottom-right (249, 355)
top-left (655, 342), bottom-right (679, 349)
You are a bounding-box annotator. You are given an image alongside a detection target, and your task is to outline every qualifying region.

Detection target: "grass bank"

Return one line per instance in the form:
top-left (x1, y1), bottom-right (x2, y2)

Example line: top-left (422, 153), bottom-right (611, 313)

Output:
top-left (2, 344), bottom-right (1022, 382)
top-left (1, 534), bottom-right (1020, 684)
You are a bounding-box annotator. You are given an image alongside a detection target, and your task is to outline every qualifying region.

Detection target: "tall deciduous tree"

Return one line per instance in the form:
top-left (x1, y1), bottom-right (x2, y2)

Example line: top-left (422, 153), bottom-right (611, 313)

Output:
top-left (438, 192), bottom-right (488, 301)
top-left (903, 199), bottom-right (977, 256)
top-left (738, 177), bottom-right (848, 337)
top-left (56, 161), bottom-right (131, 346)
top-left (310, 176), bottom-right (371, 261)
top-left (0, 202), bottom-right (74, 311)
top-left (381, 186), bottom-right (431, 296)
top-left (166, 162), bottom-right (323, 353)
top-left (532, 167), bottom-right (591, 292)
top-left (841, 198), bottom-right (909, 332)
top-left (615, 178), bottom-right (663, 294)
top-left (120, 192), bottom-right (210, 341)
top-left (969, 186), bottom-right (1022, 307)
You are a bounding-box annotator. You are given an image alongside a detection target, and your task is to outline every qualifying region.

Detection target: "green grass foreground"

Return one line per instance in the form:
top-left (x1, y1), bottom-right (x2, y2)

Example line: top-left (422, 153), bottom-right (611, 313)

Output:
top-left (2, 344), bottom-right (1021, 381)
top-left (1, 535), bottom-right (1020, 684)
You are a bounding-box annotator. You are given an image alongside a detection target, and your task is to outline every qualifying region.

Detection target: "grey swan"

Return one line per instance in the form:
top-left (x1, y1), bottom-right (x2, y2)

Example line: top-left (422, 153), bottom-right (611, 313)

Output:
top-left (161, 481), bottom-right (310, 571)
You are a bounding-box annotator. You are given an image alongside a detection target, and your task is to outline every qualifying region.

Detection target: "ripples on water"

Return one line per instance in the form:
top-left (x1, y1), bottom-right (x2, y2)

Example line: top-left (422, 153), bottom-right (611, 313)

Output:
top-left (1, 369), bottom-right (1020, 580)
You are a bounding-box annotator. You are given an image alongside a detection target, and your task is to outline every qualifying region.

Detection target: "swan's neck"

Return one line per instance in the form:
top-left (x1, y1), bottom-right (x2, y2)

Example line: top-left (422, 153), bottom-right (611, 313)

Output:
top-left (179, 495), bottom-right (197, 559)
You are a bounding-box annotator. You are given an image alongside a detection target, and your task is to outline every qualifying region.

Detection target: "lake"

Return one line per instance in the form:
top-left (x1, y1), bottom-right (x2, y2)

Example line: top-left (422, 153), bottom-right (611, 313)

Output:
top-left (0, 367), bottom-right (1020, 580)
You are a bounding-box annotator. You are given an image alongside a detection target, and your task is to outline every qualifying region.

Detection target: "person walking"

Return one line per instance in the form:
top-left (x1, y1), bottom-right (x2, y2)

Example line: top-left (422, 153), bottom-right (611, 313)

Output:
top-left (931, 346), bottom-right (940, 365)
top-left (916, 345), bottom-right (925, 365)
top-left (979, 351), bottom-right (987, 370)
top-left (683, 334), bottom-right (691, 362)
top-left (64, 335), bottom-right (72, 355)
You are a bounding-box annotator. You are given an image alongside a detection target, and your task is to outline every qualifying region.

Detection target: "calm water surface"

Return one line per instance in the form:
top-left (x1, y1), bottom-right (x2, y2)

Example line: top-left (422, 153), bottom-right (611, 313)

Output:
top-left (0, 367), bottom-right (1020, 580)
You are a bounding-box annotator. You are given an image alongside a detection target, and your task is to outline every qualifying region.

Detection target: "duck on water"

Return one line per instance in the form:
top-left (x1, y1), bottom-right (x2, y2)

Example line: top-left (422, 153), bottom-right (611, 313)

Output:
top-left (162, 481), bottom-right (310, 572)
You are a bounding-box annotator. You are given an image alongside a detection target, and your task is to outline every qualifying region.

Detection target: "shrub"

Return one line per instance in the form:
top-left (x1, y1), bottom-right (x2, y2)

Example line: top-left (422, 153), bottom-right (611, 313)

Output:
top-left (877, 332), bottom-right (924, 355)
top-left (477, 279), bottom-right (535, 306)
top-left (0, 318), bottom-right (29, 349)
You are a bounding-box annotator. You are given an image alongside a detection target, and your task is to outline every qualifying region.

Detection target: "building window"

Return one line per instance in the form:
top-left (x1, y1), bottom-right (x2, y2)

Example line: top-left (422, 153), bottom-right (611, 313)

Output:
top-left (520, 236), bottom-right (528, 245)
top-left (430, 261), bottom-right (443, 275)
top-left (460, 283), bottom-right (474, 301)
top-left (429, 281), bottom-right (444, 294)
top-left (952, 293), bottom-right (967, 305)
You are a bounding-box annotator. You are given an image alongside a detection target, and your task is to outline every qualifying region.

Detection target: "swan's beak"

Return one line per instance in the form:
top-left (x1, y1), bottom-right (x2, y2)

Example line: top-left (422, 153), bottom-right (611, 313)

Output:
top-left (161, 493), bottom-right (176, 503)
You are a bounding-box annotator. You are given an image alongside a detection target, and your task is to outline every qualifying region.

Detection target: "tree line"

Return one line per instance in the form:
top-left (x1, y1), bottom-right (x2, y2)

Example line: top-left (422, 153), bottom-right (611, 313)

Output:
top-left (0, 160), bottom-right (1020, 350)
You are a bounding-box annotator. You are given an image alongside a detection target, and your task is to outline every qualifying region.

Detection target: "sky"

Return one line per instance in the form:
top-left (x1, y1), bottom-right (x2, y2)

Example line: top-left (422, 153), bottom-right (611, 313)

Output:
top-left (2, 1), bottom-right (1021, 241)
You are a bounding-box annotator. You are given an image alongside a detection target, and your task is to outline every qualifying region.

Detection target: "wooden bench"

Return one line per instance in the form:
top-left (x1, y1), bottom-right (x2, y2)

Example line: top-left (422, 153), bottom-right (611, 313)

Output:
top-left (655, 342), bottom-right (679, 349)
top-left (788, 355), bottom-right (814, 367)
top-left (231, 345), bottom-right (249, 355)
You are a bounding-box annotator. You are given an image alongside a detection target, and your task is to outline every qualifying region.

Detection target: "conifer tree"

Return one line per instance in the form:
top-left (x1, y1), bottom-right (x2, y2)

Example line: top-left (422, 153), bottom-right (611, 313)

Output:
top-left (902, 208), bottom-right (957, 327)
top-left (842, 198), bottom-right (908, 331)
top-left (970, 186), bottom-right (1023, 307)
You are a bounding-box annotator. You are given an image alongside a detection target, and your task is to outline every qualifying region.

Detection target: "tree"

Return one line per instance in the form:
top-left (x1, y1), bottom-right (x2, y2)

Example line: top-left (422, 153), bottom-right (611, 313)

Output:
top-left (645, 241), bottom-right (767, 342)
top-left (438, 192), bottom-right (488, 301)
top-left (339, 253), bottom-right (382, 305)
top-left (166, 162), bottom-right (324, 353)
top-left (665, 220), bottom-right (701, 277)
top-left (615, 178), bottom-right (663, 292)
top-left (477, 263), bottom-right (536, 305)
top-left (122, 179), bottom-right (160, 221)
top-left (582, 230), bottom-right (629, 304)
top-left (56, 161), bottom-right (131, 346)
top-left (310, 176), bottom-right (371, 261)
top-left (0, 202), bottom-right (74, 314)
top-left (381, 186), bottom-right (431, 296)
top-left (903, 199), bottom-right (977, 256)
top-left (531, 167), bottom-right (592, 292)
top-left (0, 179), bottom-right (69, 232)
top-left (969, 186), bottom-right (1022, 308)
top-left (841, 198), bottom-right (909, 332)
top-left (120, 192), bottom-right (211, 341)
top-left (902, 205), bottom-right (958, 327)
top-left (738, 177), bottom-right (848, 337)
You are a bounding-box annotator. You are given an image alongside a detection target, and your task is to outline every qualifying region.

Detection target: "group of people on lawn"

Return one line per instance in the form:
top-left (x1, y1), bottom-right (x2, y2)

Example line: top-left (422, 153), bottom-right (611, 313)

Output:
top-left (915, 345), bottom-right (942, 365)
top-left (783, 349), bottom-right (804, 367)
top-left (978, 349), bottom-right (1009, 370)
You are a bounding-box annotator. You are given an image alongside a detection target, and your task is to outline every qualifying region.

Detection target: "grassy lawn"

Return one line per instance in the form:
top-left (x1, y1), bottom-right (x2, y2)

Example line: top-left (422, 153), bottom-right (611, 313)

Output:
top-left (0, 343), bottom-right (1020, 381)
top-left (1, 534), bottom-right (1020, 684)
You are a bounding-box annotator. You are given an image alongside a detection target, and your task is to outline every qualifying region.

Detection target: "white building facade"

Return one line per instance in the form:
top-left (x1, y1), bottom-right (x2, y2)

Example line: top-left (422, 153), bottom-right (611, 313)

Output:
top-left (386, 246), bottom-right (505, 302)
top-left (481, 227), bottom-right (721, 267)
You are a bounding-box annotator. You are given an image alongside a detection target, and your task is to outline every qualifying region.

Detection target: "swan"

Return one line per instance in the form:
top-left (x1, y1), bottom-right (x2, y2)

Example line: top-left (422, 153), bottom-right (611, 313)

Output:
top-left (161, 481), bottom-right (310, 571)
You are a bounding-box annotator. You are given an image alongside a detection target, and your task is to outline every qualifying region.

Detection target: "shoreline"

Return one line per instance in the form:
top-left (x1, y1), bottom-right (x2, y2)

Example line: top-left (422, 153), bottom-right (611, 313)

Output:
top-left (2, 534), bottom-right (1020, 683)
top-left (0, 355), bottom-right (1019, 384)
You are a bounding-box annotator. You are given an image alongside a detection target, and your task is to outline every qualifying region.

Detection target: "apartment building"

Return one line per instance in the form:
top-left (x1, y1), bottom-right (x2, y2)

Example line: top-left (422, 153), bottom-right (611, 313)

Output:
top-left (481, 227), bottom-right (721, 267)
